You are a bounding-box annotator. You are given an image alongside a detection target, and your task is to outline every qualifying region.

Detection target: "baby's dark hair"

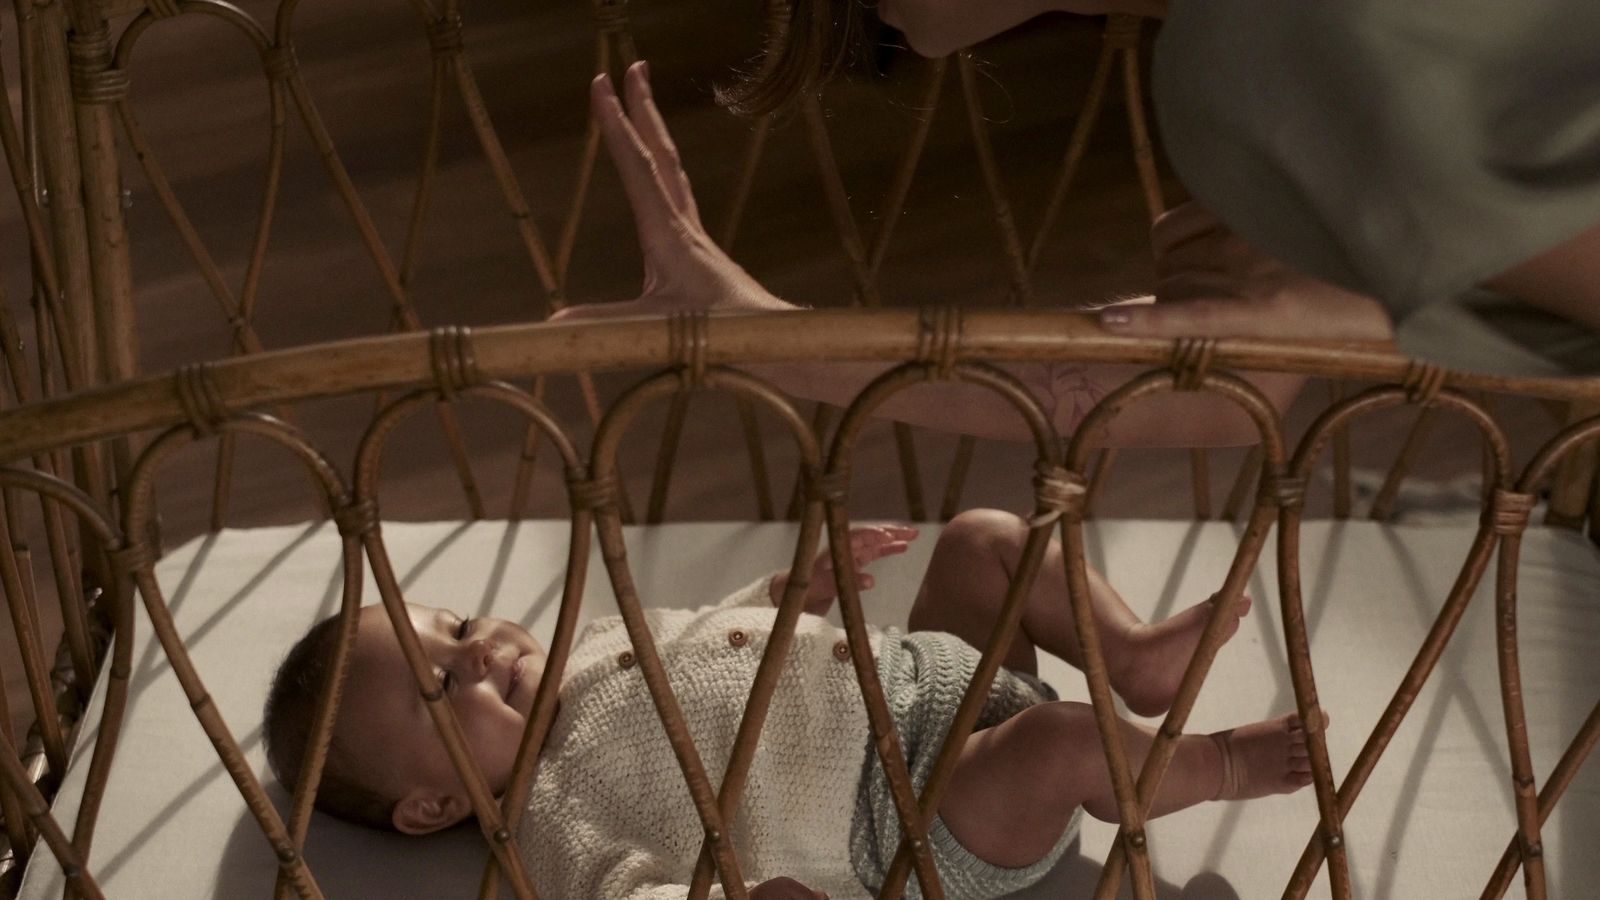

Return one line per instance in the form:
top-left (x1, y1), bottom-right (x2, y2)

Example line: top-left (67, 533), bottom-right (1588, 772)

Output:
top-left (263, 613), bottom-right (397, 831)
top-left (716, 0), bottom-right (866, 117)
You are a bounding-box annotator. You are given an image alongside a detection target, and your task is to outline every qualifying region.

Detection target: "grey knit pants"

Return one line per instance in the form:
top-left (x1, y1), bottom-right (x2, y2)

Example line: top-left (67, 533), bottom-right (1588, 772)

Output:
top-left (850, 630), bottom-right (1082, 899)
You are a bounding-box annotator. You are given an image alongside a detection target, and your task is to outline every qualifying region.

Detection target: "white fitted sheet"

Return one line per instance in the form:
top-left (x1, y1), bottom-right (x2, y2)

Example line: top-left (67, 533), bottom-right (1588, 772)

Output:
top-left (19, 519), bottom-right (1600, 898)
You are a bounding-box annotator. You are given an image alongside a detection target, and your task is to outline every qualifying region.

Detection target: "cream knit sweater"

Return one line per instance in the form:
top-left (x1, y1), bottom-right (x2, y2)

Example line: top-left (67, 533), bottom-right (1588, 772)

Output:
top-left (517, 576), bottom-right (883, 899)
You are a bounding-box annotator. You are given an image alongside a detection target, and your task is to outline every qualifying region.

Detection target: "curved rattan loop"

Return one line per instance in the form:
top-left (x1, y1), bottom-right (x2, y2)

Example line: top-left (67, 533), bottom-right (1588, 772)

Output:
top-left (428, 326), bottom-right (481, 399)
top-left (175, 363), bottom-right (230, 437)
top-left (480, 456), bottom-right (597, 900)
top-left (914, 306), bottom-right (963, 379)
top-left (109, 0), bottom-right (282, 380)
top-left (119, 415), bottom-right (355, 900)
top-left (1514, 412), bottom-right (1600, 496)
top-left (1066, 369), bottom-right (1287, 472)
top-left (1474, 413), bottom-right (1600, 899)
top-left (819, 360), bottom-right (1073, 896)
top-left (353, 381), bottom-right (581, 503)
top-left (115, 0), bottom-right (275, 69)
top-left (1402, 360), bottom-right (1448, 406)
top-left (0, 468), bottom-right (128, 868)
top-left (68, 30), bottom-right (130, 104)
top-left (0, 468), bottom-right (119, 547)
top-left (1053, 368), bottom-right (1284, 900)
top-left (1288, 386), bottom-right (1511, 492)
top-left (350, 382), bottom-right (586, 899)
top-left (587, 366), bottom-right (827, 899)
top-left (1276, 385), bottom-right (1510, 899)
top-left (1169, 338), bottom-right (1217, 392)
top-left (667, 312), bottom-right (710, 389)
top-left (425, 12), bottom-right (464, 56)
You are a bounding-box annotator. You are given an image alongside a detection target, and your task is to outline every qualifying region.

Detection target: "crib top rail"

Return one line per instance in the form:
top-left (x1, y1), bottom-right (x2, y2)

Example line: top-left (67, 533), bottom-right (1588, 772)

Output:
top-left (1, 309), bottom-right (1593, 466)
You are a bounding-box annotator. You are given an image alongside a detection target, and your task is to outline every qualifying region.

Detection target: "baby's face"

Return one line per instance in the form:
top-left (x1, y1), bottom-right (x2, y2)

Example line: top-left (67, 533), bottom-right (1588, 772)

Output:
top-left (342, 602), bottom-right (548, 810)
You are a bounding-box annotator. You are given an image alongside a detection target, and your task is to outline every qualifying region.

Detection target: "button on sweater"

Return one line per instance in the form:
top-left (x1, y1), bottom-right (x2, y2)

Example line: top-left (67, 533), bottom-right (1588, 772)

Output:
top-left (518, 576), bottom-right (885, 899)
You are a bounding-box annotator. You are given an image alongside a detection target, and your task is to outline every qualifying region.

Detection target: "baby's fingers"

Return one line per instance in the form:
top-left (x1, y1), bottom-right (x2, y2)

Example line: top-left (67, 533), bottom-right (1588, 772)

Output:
top-left (847, 524), bottom-right (918, 550)
top-left (851, 525), bottom-right (917, 562)
top-left (827, 562), bottom-right (876, 592)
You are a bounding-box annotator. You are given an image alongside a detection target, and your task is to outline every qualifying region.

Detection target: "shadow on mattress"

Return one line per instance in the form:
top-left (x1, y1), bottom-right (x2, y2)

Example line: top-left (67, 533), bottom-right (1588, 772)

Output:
top-left (215, 794), bottom-right (1245, 899)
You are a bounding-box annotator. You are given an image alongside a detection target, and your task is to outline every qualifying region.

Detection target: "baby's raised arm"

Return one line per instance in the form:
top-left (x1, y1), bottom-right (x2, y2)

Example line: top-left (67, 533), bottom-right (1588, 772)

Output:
top-left (769, 525), bottom-right (918, 616)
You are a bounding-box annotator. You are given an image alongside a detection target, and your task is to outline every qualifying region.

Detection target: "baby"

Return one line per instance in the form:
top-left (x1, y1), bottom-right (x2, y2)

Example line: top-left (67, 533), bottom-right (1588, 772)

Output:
top-left (264, 509), bottom-right (1315, 899)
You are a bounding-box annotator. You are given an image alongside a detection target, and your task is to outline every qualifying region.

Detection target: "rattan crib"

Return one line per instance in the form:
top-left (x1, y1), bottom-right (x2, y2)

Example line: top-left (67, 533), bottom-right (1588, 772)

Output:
top-left (0, 1), bottom-right (1597, 898)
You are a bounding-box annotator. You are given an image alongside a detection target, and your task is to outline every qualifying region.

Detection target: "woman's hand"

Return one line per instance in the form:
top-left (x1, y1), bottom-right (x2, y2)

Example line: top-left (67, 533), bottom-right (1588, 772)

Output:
top-left (549, 62), bottom-right (793, 323)
top-left (771, 525), bottom-right (919, 616)
top-left (1099, 201), bottom-right (1395, 343)
top-left (749, 876), bottom-right (830, 900)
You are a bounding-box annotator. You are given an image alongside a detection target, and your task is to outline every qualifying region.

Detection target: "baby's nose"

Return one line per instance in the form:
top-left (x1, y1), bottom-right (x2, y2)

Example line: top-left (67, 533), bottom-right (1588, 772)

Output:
top-left (466, 638), bottom-right (495, 680)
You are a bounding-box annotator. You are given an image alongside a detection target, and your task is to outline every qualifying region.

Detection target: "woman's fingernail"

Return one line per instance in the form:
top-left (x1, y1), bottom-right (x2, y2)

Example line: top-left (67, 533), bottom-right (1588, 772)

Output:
top-left (1100, 308), bottom-right (1132, 330)
top-left (642, 60), bottom-right (651, 81)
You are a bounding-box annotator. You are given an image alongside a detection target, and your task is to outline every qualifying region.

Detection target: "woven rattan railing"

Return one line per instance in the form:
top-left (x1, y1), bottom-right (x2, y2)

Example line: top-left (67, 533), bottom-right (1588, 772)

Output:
top-left (0, 0), bottom-right (1598, 896)
top-left (2, 0), bottom-right (1213, 532)
top-left (0, 313), bottom-right (1596, 899)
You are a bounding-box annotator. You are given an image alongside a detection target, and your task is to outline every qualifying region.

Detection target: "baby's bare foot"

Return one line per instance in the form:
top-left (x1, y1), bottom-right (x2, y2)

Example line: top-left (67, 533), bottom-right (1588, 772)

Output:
top-left (1210, 711), bottom-right (1324, 801)
top-left (1115, 593), bottom-right (1252, 717)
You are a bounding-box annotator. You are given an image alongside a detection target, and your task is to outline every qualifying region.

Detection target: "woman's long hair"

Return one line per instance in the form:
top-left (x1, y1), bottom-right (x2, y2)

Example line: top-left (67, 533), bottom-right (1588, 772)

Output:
top-left (716, 0), bottom-right (863, 117)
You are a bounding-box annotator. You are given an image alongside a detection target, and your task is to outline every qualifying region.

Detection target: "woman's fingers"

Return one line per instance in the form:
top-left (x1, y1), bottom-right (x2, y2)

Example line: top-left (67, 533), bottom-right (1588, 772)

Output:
top-left (623, 61), bottom-right (703, 230)
top-left (591, 72), bottom-right (680, 253)
top-left (1100, 296), bottom-right (1264, 338)
top-left (1150, 200), bottom-right (1230, 259)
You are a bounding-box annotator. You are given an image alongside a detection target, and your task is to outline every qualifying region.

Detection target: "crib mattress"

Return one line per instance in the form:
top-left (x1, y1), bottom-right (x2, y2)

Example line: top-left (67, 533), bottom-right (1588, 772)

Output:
top-left (19, 518), bottom-right (1600, 899)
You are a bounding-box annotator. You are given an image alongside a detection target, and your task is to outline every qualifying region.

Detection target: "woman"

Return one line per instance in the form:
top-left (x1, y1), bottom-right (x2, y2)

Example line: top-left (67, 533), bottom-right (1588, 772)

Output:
top-left (724, 0), bottom-right (1600, 376)
top-left (557, 63), bottom-right (1392, 447)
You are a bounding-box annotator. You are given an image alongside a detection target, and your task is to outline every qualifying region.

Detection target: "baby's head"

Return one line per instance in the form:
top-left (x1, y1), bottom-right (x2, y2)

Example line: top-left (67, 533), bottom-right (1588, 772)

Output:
top-left (264, 602), bottom-right (548, 834)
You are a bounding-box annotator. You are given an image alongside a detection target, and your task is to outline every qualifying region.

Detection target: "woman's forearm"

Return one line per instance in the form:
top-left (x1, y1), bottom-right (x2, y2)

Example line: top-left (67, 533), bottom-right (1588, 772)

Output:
top-left (746, 359), bottom-right (1297, 448)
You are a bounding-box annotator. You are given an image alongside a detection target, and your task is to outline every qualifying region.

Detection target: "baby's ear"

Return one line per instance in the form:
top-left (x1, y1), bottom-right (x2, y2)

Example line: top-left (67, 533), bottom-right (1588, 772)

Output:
top-left (391, 788), bottom-right (471, 835)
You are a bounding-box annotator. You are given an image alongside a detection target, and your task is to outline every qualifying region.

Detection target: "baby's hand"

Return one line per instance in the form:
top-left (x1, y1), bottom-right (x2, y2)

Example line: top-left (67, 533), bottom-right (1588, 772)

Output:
top-left (771, 525), bottom-right (918, 615)
top-left (749, 876), bottom-right (830, 899)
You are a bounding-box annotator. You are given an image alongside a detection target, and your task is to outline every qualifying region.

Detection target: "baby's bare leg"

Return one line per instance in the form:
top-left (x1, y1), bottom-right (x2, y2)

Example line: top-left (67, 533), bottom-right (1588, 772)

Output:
top-left (910, 509), bottom-right (1250, 716)
top-left (937, 702), bottom-right (1313, 869)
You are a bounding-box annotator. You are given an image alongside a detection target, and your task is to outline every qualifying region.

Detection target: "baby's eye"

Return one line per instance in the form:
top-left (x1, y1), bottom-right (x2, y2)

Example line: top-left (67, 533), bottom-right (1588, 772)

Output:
top-left (456, 617), bottom-right (473, 640)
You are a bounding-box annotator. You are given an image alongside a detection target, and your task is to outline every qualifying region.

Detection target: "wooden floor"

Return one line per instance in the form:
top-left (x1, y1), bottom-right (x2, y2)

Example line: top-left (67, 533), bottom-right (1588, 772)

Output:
top-left (0, 2), bottom-right (1557, 778)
